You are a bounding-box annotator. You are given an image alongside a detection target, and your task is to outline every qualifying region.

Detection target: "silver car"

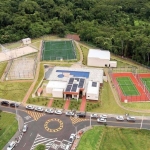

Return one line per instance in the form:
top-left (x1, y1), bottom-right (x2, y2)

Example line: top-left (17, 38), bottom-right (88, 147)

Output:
top-left (90, 114), bottom-right (98, 118)
top-left (45, 109), bottom-right (54, 114)
top-left (23, 124), bottom-right (28, 133)
top-left (97, 118), bottom-right (106, 123)
top-left (65, 111), bottom-right (74, 116)
top-left (116, 116), bottom-right (124, 121)
top-left (26, 105), bottom-right (34, 110)
top-left (55, 110), bottom-right (62, 115)
top-left (34, 107), bottom-right (44, 112)
top-left (100, 114), bottom-right (107, 119)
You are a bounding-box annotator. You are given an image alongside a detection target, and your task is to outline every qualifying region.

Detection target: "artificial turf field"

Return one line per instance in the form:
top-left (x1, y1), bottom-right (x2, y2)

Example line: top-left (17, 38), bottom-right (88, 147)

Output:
top-left (141, 78), bottom-right (150, 92)
top-left (42, 40), bottom-right (76, 60)
top-left (117, 77), bottom-right (139, 96)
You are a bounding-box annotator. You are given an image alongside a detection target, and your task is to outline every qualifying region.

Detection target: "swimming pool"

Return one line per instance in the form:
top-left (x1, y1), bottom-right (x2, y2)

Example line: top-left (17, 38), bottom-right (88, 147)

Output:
top-left (56, 70), bottom-right (89, 78)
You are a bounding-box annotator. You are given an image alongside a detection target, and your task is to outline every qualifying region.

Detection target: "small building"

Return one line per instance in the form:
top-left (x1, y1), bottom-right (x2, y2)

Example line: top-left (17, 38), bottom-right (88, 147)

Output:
top-left (22, 38), bottom-right (31, 45)
top-left (46, 81), bottom-right (67, 98)
top-left (109, 61), bottom-right (117, 68)
top-left (87, 49), bottom-right (117, 67)
top-left (86, 81), bottom-right (99, 100)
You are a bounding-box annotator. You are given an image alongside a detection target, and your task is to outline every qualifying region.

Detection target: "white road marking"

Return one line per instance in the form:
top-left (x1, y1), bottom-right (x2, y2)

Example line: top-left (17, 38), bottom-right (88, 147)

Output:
top-left (30, 133), bottom-right (32, 136)
top-left (23, 143), bottom-right (26, 147)
top-left (24, 120), bottom-right (35, 124)
top-left (140, 115), bottom-right (144, 129)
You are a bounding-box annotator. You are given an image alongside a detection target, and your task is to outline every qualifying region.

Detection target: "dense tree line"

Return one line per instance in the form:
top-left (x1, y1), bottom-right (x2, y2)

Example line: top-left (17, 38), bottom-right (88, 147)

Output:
top-left (0, 0), bottom-right (150, 65)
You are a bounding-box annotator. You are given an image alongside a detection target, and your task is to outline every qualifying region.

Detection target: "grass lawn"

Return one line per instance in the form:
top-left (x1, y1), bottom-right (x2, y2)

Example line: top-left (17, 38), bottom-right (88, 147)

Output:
top-left (80, 45), bottom-right (88, 65)
top-left (28, 97), bottom-right (49, 106)
top-left (77, 126), bottom-right (150, 150)
top-left (141, 78), bottom-right (150, 92)
top-left (117, 77), bottom-right (139, 96)
top-left (0, 112), bottom-right (18, 150)
top-left (0, 62), bottom-right (7, 78)
top-left (0, 81), bottom-right (32, 101)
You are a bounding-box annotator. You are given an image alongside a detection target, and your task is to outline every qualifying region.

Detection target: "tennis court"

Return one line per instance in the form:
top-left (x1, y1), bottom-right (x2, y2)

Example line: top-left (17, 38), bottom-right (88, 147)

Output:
top-left (117, 77), bottom-right (139, 96)
top-left (42, 40), bottom-right (76, 60)
top-left (141, 78), bottom-right (150, 92)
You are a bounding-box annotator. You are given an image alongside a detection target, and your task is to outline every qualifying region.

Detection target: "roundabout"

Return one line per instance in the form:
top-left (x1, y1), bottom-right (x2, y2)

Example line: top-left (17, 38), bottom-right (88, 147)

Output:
top-left (44, 118), bottom-right (63, 132)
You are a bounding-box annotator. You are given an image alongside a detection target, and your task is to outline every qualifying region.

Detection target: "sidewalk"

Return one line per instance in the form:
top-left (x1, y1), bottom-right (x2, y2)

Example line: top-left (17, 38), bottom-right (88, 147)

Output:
top-left (79, 96), bottom-right (86, 111)
top-left (64, 99), bottom-right (70, 110)
top-left (47, 98), bottom-right (53, 107)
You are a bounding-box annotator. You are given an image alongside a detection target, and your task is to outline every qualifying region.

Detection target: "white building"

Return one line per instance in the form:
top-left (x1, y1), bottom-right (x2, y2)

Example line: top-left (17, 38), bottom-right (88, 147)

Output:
top-left (86, 81), bottom-right (99, 100)
top-left (46, 81), bottom-right (67, 98)
top-left (22, 38), bottom-right (31, 45)
top-left (87, 49), bottom-right (117, 67)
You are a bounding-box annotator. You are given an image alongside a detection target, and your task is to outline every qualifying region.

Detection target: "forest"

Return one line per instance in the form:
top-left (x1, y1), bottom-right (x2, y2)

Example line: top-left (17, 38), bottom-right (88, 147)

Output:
top-left (0, 0), bottom-right (150, 65)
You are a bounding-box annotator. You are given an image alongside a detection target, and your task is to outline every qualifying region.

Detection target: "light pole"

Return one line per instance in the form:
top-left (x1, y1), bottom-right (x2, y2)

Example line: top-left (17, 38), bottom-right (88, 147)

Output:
top-left (90, 115), bottom-right (91, 127)
top-left (15, 102), bottom-right (20, 132)
top-left (72, 124), bottom-right (77, 138)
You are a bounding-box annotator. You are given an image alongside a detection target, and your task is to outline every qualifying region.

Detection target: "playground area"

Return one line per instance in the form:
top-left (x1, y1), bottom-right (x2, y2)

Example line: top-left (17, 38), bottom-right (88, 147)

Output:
top-left (42, 40), bottom-right (76, 61)
top-left (111, 73), bottom-right (149, 102)
top-left (5, 55), bottom-right (37, 80)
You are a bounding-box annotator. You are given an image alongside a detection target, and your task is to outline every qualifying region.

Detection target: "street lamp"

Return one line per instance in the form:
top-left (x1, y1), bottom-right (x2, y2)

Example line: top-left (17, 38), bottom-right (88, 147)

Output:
top-left (15, 102), bottom-right (20, 132)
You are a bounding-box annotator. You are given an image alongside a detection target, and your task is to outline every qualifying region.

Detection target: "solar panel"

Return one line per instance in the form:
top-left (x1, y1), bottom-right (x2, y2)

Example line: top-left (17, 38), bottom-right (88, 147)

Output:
top-left (68, 78), bottom-right (74, 84)
top-left (71, 84), bottom-right (78, 92)
top-left (75, 78), bottom-right (80, 81)
top-left (65, 85), bottom-right (72, 92)
top-left (78, 78), bottom-right (85, 88)
top-left (92, 82), bottom-right (97, 87)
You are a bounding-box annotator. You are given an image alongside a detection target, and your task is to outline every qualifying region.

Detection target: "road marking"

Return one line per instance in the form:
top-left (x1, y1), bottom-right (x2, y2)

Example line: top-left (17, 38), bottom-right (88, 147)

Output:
top-left (140, 115), bottom-right (144, 129)
top-left (30, 133), bottom-right (32, 136)
top-left (23, 143), bottom-right (26, 147)
top-left (24, 120), bottom-right (35, 124)
top-left (70, 116), bottom-right (89, 124)
top-left (24, 115), bottom-right (31, 120)
top-left (25, 111), bottom-right (45, 121)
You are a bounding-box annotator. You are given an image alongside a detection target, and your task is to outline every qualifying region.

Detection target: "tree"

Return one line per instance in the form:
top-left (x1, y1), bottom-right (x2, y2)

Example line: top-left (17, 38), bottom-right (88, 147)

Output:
top-left (34, 144), bottom-right (45, 150)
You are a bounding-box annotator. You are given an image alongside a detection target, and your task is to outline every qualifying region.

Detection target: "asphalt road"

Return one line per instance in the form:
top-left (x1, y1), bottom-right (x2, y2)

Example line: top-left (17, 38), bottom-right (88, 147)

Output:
top-left (1, 105), bottom-right (150, 150)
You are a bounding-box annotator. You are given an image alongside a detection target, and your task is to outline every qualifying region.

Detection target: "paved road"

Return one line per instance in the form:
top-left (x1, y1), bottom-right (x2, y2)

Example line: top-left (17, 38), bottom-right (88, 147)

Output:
top-left (1, 105), bottom-right (150, 150)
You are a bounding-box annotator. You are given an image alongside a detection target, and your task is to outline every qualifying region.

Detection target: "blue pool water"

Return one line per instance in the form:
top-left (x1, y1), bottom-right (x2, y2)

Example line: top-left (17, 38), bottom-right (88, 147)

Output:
top-left (56, 70), bottom-right (89, 78)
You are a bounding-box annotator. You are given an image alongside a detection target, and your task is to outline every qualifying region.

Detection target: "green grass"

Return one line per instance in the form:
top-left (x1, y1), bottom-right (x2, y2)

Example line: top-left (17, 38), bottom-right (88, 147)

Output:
top-left (0, 112), bottom-right (18, 150)
top-left (42, 40), bottom-right (76, 60)
top-left (28, 97), bottom-right (49, 106)
top-left (52, 99), bottom-right (65, 108)
top-left (141, 78), bottom-right (150, 92)
top-left (117, 77), bottom-right (139, 96)
top-left (0, 81), bottom-right (32, 101)
top-left (0, 62), bottom-right (7, 78)
top-left (69, 100), bottom-right (81, 110)
top-left (80, 45), bottom-right (88, 65)
top-left (86, 102), bottom-right (100, 111)
top-left (77, 126), bottom-right (150, 150)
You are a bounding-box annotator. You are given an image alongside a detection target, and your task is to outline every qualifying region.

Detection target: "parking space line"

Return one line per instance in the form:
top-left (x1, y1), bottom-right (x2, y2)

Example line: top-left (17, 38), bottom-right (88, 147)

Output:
top-left (24, 120), bottom-right (35, 124)
top-left (23, 143), bottom-right (26, 147)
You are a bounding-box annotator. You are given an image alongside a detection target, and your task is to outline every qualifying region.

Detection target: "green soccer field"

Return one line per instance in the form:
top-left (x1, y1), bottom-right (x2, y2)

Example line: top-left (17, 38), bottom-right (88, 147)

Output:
top-left (141, 78), bottom-right (150, 92)
top-left (117, 77), bottom-right (139, 96)
top-left (42, 40), bottom-right (76, 60)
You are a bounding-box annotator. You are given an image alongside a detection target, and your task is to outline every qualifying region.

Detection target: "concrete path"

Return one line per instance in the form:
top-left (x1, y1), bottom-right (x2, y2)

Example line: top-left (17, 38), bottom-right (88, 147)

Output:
top-left (64, 99), bottom-right (70, 110)
top-left (80, 96), bottom-right (86, 111)
top-left (47, 98), bottom-right (53, 107)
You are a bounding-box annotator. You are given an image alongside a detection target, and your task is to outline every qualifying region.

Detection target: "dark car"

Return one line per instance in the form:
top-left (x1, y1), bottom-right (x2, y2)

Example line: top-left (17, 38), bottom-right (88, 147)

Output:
top-left (10, 103), bottom-right (19, 107)
top-left (127, 116), bottom-right (136, 122)
top-left (1, 101), bottom-right (9, 106)
top-left (76, 112), bottom-right (86, 118)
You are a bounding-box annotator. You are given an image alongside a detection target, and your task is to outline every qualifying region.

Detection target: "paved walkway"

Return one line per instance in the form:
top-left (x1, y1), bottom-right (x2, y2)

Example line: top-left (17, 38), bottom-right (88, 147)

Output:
top-left (64, 99), bottom-right (70, 110)
top-left (80, 96), bottom-right (86, 111)
top-left (47, 98), bottom-right (53, 107)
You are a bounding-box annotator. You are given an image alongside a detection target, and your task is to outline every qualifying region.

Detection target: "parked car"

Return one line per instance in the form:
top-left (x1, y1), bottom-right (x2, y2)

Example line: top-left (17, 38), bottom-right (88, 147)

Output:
top-left (55, 110), bottom-right (62, 115)
top-left (100, 114), bottom-right (107, 119)
top-left (45, 108), bottom-right (54, 114)
top-left (97, 118), bottom-right (106, 123)
top-left (34, 107), bottom-right (44, 112)
top-left (90, 114), bottom-right (98, 118)
top-left (127, 116), bottom-right (136, 122)
top-left (116, 116), bottom-right (124, 121)
top-left (1, 101), bottom-right (9, 106)
top-left (69, 133), bottom-right (76, 144)
top-left (23, 124), bottom-right (28, 133)
top-left (65, 144), bottom-right (71, 150)
top-left (76, 112), bottom-right (86, 118)
top-left (26, 105), bottom-right (34, 110)
top-left (10, 103), bottom-right (19, 107)
top-left (65, 111), bottom-right (74, 116)
top-left (7, 141), bottom-right (17, 150)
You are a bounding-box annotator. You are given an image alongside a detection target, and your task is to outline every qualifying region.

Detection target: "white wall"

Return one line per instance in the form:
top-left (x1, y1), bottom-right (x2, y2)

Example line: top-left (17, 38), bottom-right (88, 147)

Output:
top-left (52, 89), bottom-right (63, 98)
top-left (109, 61), bottom-right (117, 67)
top-left (46, 87), bottom-right (53, 93)
top-left (88, 57), bottom-right (109, 67)
top-left (86, 93), bottom-right (99, 100)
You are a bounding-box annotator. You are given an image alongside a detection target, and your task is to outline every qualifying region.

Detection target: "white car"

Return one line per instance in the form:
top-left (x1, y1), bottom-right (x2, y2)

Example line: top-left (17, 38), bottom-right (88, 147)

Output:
top-left (97, 118), bottom-right (106, 123)
top-left (65, 111), bottom-right (74, 116)
top-left (7, 141), bottom-right (17, 150)
top-left (90, 114), bottom-right (98, 118)
top-left (69, 133), bottom-right (76, 143)
top-left (55, 110), bottom-right (62, 115)
top-left (34, 107), bottom-right (44, 112)
top-left (26, 105), bottom-right (34, 110)
top-left (116, 116), bottom-right (124, 121)
top-left (45, 108), bottom-right (54, 114)
top-left (22, 124), bottom-right (28, 133)
top-left (100, 114), bottom-right (107, 119)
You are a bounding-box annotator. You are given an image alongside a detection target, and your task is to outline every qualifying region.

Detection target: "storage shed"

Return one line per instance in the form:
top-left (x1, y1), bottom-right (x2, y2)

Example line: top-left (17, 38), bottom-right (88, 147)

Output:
top-left (22, 38), bottom-right (31, 45)
top-left (86, 81), bottom-right (99, 100)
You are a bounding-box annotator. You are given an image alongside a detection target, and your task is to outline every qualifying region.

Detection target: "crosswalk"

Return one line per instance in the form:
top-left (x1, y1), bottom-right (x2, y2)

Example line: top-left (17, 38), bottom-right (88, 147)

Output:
top-left (30, 134), bottom-right (71, 150)
top-left (25, 111), bottom-right (45, 121)
top-left (70, 116), bottom-right (89, 124)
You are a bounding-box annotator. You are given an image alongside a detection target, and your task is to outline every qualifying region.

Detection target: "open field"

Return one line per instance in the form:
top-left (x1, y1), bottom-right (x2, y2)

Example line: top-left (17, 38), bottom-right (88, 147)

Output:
top-left (77, 126), bottom-right (150, 150)
top-left (0, 112), bottom-right (18, 150)
top-left (0, 81), bottom-right (32, 101)
top-left (117, 77), bottom-right (139, 96)
top-left (0, 62), bottom-right (7, 78)
top-left (42, 40), bottom-right (76, 61)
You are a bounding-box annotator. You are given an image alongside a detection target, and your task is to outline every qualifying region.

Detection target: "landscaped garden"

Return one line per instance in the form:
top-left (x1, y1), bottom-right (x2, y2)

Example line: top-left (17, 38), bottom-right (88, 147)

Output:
top-left (0, 112), bottom-right (18, 150)
top-left (77, 126), bottom-right (150, 150)
top-left (52, 99), bottom-right (65, 108)
top-left (69, 100), bottom-right (81, 110)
